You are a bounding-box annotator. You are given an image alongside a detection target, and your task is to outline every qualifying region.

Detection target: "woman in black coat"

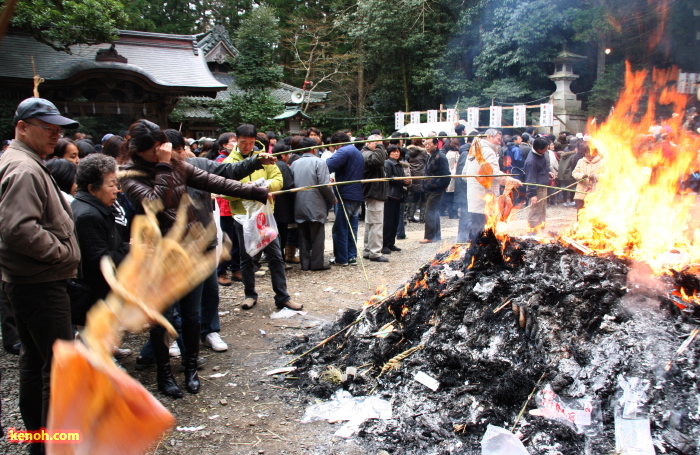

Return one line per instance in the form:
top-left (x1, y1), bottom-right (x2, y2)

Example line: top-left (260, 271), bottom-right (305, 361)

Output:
top-left (118, 119), bottom-right (268, 399)
top-left (71, 154), bottom-right (129, 325)
top-left (383, 145), bottom-right (408, 252)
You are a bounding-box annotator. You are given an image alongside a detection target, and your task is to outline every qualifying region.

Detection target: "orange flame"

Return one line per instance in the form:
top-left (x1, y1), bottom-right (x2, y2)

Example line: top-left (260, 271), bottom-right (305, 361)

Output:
top-left (413, 275), bottom-right (429, 290)
top-left (363, 285), bottom-right (389, 308)
top-left (674, 287), bottom-right (700, 304)
top-left (564, 64), bottom-right (700, 273)
top-left (444, 245), bottom-right (466, 263)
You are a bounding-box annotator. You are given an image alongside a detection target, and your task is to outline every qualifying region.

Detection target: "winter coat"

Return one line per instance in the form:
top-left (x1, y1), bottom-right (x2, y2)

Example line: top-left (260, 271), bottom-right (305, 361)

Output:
top-left (0, 140), bottom-right (80, 283)
top-left (186, 156), bottom-right (263, 229)
top-left (119, 154), bottom-right (268, 236)
top-left (361, 144), bottom-right (388, 201)
top-left (384, 158), bottom-right (406, 200)
top-left (519, 143), bottom-right (532, 162)
top-left (572, 156), bottom-right (604, 201)
top-left (523, 150), bottom-right (550, 199)
top-left (221, 147), bottom-right (283, 215)
top-left (463, 139), bottom-right (503, 215)
top-left (71, 191), bottom-right (129, 302)
top-left (558, 150), bottom-right (578, 182)
top-left (548, 150), bottom-right (559, 177)
top-left (406, 145), bottom-right (428, 193)
top-left (274, 161), bottom-right (295, 225)
top-left (326, 144), bottom-right (364, 202)
top-left (445, 150), bottom-right (459, 193)
top-left (291, 153), bottom-right (336, 223)
top-left (423, 150), bottom-right (450, 193)
top-left (454, 143), bottom-right (470, 209)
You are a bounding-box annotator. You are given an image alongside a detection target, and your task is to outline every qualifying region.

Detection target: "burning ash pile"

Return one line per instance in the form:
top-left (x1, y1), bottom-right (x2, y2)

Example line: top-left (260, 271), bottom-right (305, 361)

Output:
top-left (289, 234), bottom-right (700, 454)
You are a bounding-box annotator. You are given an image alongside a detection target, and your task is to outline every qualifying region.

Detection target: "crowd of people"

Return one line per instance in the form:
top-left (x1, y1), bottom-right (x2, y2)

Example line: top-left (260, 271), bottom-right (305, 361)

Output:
top-left (0, 96), bottom-right (697, 453)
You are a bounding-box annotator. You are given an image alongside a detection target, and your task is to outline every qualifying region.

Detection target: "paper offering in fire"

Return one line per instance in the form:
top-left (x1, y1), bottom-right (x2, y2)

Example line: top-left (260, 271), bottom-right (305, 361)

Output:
top-left (287, 231), bottom-right (700, 454)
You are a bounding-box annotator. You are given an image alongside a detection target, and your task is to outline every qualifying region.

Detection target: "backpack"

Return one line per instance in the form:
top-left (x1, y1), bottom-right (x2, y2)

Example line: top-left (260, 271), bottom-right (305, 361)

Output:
top-left (504, 145), bottom-right (524, 178)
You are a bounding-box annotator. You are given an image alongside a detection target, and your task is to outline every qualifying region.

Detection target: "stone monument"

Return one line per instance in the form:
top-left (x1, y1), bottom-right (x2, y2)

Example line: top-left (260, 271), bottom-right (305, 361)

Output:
top-left (549, 50), bottom-right (588, 135)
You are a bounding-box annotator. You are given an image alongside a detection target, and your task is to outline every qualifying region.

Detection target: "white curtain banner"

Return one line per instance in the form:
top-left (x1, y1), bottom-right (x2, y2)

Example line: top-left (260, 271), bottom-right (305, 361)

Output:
top-left (410, 111), bottom-right (421, 124)
top-left (395, 112), bottom-right (405, 130)
top-left (445, 108), bottom-right (455, 123)
top-left (427, 110), bottom-right (438, 123)
top-left (489, 106), bottom-right (502, 128)
top-left (467, 107), bottom-right (479, 128)
top-left (540, 103), bottom-right (554, 127)
top-left (513, 105), bottom-right (526, 128)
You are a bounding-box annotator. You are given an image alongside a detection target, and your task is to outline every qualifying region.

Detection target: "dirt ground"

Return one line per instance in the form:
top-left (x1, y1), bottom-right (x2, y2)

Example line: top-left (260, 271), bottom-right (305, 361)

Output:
top-left (0, 203), bottom-right (587, 455)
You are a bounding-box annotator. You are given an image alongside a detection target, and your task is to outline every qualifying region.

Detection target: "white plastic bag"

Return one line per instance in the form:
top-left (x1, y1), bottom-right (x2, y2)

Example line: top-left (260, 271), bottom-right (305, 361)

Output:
top-left (234, 200), bottom-right (278, 256)
top-left (480, 425), bottom-right (528, 455)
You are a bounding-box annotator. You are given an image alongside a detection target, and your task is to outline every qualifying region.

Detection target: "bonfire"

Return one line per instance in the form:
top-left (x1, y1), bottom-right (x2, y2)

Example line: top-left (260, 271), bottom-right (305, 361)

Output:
top-left (288, 66), bottom-right (700, 455)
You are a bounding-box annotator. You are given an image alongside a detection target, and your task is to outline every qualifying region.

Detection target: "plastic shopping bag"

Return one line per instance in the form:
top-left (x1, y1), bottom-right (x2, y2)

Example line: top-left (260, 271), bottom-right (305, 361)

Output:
top-left (234, 200), bottom-right (278, 256)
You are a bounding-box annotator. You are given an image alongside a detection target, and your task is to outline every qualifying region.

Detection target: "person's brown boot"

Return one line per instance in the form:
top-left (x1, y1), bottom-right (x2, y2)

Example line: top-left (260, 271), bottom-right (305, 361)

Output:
top-left (217, 274), bottom-right (232, 286)
top-left (284, 245), bottom-right (300, 264)
top-left (276, 300), bottom-right (303, 311)
top-left (230, 270), bottom-right (243, 282)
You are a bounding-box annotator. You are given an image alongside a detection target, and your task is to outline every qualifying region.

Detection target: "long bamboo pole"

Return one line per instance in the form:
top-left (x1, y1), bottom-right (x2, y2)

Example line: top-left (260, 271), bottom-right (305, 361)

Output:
top-left (268, 174), bottom-right (585, 196)
top-left (269, 135), bottom-right (485, 157)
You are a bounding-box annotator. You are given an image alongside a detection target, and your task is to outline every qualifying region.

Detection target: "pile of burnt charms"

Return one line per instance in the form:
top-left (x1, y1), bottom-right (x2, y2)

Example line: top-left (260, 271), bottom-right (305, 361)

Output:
top-left (287, 230), bottom-right (700, 455)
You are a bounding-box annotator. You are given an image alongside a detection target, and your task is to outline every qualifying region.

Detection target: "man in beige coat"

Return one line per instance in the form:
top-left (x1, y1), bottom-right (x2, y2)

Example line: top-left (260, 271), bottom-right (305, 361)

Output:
top-left (0, 98), bottom-right (80, 453)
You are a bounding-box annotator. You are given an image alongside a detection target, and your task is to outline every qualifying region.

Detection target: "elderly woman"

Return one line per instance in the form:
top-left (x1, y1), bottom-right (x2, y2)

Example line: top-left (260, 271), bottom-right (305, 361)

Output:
top-left (70, 154), bottom-right (129, 325)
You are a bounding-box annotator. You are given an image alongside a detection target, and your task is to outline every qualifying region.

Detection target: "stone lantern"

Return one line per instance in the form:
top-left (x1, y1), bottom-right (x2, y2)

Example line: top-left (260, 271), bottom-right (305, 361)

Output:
top-left (549, 50), bottom-right (587, 135)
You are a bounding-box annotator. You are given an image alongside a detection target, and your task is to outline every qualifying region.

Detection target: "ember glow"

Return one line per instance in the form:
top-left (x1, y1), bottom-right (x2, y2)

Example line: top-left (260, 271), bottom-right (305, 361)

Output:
top-left (565, 64), bottom-right (700, 272)
top-left (363, 285), bottom-right (389, 309)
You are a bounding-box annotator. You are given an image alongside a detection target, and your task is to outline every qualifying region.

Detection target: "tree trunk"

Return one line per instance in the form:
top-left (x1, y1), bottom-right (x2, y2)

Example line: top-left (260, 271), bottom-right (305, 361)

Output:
top-left (402, 52), bottom-right (409, 113)
top-left (357, 58), bottom-right (365, 126)
top-left (596, 33), bottom-right (606, 81)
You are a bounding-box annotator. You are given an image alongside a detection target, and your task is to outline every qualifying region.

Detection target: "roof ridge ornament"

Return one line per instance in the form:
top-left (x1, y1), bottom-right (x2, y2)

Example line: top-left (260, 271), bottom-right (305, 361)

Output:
top-left (95, 44), bottom-right (128, 64)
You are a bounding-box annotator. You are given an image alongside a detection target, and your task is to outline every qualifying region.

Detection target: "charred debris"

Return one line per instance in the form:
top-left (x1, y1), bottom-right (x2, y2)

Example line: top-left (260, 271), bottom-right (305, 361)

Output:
top-left (287, 231), bottom-right (700, 454)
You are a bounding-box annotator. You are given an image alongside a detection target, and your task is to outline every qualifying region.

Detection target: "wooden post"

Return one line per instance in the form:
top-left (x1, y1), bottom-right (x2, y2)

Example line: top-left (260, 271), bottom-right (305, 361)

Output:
top-left (439, 104), bottom-right (444, 122)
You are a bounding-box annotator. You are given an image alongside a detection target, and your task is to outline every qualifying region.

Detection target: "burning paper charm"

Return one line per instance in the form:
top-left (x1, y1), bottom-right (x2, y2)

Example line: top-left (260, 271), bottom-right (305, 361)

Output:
top-left (47, 198), bottom-right (217, 455)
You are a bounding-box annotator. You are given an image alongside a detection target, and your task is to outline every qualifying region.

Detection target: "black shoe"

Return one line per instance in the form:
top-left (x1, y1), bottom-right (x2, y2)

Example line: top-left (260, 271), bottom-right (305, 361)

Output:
top-left (135, 355), bottom-right (155, 371)
top-left (157, 365), bottom-right (184, 398)
top-left (381, 247), bottom-right (392, 255)
top-left (4, 342), bottom-right (20, 355)
top-left (397, 235), bottom-right (407, 240)
top-left (182, 322), bottom-right (201, 394)
top-left (310, 266), bottom-right (331, 271)
top-left (370, 256), bottom-right (389, 263)
top-left (388, 245), bottom-right (402, 252)
top-left (151, 328), bottom-right (183, 398)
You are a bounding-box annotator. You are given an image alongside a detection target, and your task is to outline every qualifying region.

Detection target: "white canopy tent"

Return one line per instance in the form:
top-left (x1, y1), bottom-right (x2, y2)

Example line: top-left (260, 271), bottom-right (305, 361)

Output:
top-left (396, 120), bottom-right (477, 137)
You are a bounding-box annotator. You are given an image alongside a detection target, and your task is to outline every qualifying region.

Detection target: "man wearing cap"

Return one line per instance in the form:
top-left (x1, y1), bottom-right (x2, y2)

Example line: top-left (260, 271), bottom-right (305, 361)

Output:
top-left (0, 97), bottom-right (80, 448)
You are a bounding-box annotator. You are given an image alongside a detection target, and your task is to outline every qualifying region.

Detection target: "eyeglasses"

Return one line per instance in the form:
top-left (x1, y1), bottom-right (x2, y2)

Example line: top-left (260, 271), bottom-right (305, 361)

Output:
top-left (23, 121), bottom-right (64, 136)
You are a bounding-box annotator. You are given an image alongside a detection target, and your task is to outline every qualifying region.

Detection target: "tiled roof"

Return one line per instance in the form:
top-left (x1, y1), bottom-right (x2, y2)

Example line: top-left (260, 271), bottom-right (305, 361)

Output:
top-left (0, 30), bottom-right (226, 90)
top-left (213, 74), bottom-right (329, 104)
top-left (273, 107), bottom-right (311, 120)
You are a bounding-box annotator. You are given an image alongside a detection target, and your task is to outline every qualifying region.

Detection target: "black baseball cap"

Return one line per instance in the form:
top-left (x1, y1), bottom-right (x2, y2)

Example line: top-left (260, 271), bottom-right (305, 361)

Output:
top-left (13, 98), bottom-right (79, 128)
